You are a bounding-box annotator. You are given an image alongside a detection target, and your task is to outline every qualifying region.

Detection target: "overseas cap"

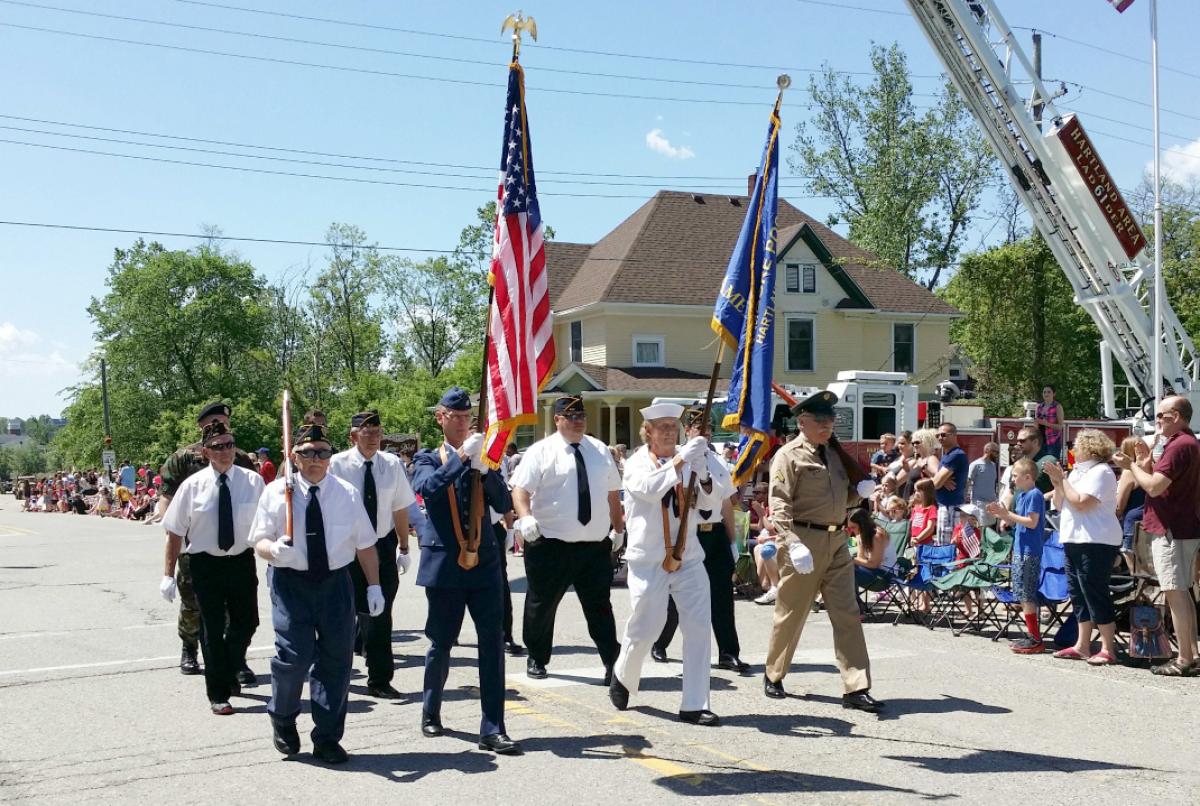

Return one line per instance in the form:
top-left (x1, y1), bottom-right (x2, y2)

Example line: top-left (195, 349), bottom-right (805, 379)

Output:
top-left (438, 387), bottom-right (472, 412)
top-left (196, 401), bottom-right (231, 422)
top-left (294, 423), bottom-right (329, 447)
top-left (554, 395), bottom-right (585, 415)
top-left (351, 410), bottom-right (381, 428)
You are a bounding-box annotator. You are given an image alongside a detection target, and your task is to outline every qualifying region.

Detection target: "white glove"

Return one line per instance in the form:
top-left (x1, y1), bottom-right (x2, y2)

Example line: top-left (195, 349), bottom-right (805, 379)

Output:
top-left (609, 528), bottom-right (625, 552)
top-left (729, 541), bottom-right (740, 563)
top-left (159, 575), bottom-right (177, 602)
top-left (678, 436), bottom-right (708, 465)
top-left (515, 515), bottom-right (541, 543)
top-left (366, 584), bottom-right (385, 617)
top-left (690, 457), bottom-right (711, 483)
top-left (789, 541), bottom-right (815, 575)
top-left (270, 538), bottom-right (303, 568)
top-left (461, 433), bottom-right (485, 467)
top-left (397, 550), bottom-right (412, 575)
top-left (856, 479), bottom-right (877, 499)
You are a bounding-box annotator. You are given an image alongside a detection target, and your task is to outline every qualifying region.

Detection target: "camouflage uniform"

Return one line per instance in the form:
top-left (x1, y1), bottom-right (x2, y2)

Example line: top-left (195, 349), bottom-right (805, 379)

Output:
top-left (160, 441), bottom-right (257, 647)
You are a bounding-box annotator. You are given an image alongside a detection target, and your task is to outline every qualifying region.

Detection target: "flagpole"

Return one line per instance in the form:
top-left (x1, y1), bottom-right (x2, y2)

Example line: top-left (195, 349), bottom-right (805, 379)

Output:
top-left (667, 76), bottom-right (790, 571)
top-left (1150, 0), bottom-right (1164, 406)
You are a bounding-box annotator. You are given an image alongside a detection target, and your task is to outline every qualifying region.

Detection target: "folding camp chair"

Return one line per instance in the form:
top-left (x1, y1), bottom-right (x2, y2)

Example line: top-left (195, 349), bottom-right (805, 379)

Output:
top-left (930, 527), bottom-right (1012, 636)
top-left (1037, 531), bottom-right (1072, 639)
top-left (897, 544), bottom-right (958, 628)
top-left (852, 516), bottom-right (914, 621)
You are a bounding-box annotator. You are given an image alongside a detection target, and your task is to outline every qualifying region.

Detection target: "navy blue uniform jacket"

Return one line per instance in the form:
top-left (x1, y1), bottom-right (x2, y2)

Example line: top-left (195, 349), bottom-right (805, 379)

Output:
top-left (412, 446), bottom-right (512, 590)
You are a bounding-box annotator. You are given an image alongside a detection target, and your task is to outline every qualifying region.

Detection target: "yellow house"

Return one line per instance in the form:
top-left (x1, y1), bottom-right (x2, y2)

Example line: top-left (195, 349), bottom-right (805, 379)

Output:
top-left (527, 190), bottom-right (959, 447)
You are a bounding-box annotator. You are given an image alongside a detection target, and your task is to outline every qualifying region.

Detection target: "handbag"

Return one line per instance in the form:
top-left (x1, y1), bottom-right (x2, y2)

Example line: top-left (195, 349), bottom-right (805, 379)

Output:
top-left (1129, 599), bottom-right (1172, 659)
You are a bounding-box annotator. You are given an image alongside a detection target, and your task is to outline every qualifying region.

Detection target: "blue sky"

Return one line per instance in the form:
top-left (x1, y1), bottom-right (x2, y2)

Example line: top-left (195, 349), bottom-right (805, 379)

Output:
top-left (1, 0), bottom-right (1197, 417)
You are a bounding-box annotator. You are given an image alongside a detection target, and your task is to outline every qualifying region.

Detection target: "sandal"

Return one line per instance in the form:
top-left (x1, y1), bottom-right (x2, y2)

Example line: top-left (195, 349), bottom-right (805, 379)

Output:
top-left (1086, 651), bottom-right (1116, 666)
top-left (1150, 658), bottom-right (1190, 677)
top-left (1053, 647), bottom-right (1088, 661)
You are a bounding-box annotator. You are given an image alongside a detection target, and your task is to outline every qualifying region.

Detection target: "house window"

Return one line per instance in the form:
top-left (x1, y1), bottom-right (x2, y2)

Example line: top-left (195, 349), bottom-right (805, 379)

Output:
top-left (893, 323), bottom-right (915, 374)
top-left (786, 318), bottom-right (814, 372)
top-left (569, 320), bottom-right (582, 363)
top-left (784, 263), bottom-right (816, 294)
top-left (632, 335), bottom-right (665, 367)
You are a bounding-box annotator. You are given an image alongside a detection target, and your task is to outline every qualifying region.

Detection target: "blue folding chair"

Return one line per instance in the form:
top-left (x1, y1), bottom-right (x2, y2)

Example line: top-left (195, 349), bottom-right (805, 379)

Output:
top-left (897, 543), bottom-right (958, 628)
top-left (1038, 530), bottom-right (1072, 638)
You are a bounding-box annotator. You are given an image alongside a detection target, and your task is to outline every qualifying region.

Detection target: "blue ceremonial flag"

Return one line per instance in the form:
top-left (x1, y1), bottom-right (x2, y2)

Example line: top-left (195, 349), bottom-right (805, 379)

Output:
top-left (711, 99), bottom-right (782, 487)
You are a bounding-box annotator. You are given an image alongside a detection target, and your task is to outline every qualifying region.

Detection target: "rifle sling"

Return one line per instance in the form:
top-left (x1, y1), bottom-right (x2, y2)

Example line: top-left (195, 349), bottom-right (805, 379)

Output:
top-left (440, 444), bottom-right (480, 559)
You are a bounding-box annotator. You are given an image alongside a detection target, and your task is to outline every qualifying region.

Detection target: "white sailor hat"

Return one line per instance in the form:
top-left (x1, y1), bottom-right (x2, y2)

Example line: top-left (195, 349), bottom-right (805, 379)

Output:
top-left (640, 402), bottom-right (684, 421)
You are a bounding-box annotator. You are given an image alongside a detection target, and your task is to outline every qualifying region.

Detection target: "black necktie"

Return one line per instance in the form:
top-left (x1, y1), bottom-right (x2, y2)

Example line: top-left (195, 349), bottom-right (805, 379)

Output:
top-left (817, 445), bottom-right (829, 466)
top-left (217, 472), bottom-right (234, 551)
top-left (571, 444), bottom-right (591, 525)
top-left (363, 460), bottom-right (378, 532)
top-left (306, 485), bottom-right (329, 580)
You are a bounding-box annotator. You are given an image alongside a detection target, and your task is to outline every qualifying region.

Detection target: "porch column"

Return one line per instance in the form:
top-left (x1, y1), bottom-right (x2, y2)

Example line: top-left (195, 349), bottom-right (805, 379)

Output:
top-left (543, 398), bottom-right (554, 436)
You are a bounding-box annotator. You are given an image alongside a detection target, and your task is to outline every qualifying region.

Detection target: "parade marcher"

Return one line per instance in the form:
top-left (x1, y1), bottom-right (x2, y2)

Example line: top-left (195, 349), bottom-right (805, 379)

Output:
top-left (762, 390), bottom-right (885, 713)
top-left (511, 395), bottom-right (625, 682)
top-left (329, 410), bottom-right (414, 700)
top-left (159, 400), bottom-right (258, 677)
top-left (411, 387), bottom-right (521, 755)
top-left (249, 423), bottom-right (383, 764)
top-left (485, 417), bottom-right (525, 658)
top-left (160, 422), bottom-right (265, 715)
top-left (652, 406), bottom-right (748, 673)
top-left (609, 402), bottom-right (724, 726)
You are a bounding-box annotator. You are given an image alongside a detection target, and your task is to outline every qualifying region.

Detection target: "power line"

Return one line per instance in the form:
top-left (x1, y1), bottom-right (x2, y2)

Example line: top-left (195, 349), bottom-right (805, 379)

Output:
top-left (1065, 81), bottom-right (1200, 124)
top-left (174, 0), bottom-right (944, 80)
top-left (1014, 25), bottom-right (1200, 83)
top-left (793, 0), bottom-right (908, 17)
top-left (0, 21), bottom-right (833, 109)
top-left (1, 0), bottom-right (943, 96)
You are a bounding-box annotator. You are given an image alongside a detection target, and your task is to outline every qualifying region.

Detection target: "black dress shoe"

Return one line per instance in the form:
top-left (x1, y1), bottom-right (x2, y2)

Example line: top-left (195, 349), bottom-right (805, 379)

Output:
top-left (526, 658), bottom-right (548, 679)
top-left (180, 645), bottom-right (201, 676)
top-left (272, 722), bottom-right (300, 755)
top-left (679, 709), bottom-right (720, 726)
top-left (650, 646), bottom-right (668, 663)
top-left (717, 654), bottom-right (752, 673)
top-left (609, 677), bottom-right (629, 711)
top-left (421, 712), bottom-right (444, 738)
top-left (842, 690), bottom-right (885, 713)
top-left (505, 640), bottom-right (526, 657)
top-left (763, 674), bottom-right (786, 699)
top-left (367, 683), bottom-right (403, 699)
top-left (235, 667), bottom-right (257, 686)
top-left (478, 733), bottom-right (523, 755)
top-left (313, 741), bottom-right (349, 764)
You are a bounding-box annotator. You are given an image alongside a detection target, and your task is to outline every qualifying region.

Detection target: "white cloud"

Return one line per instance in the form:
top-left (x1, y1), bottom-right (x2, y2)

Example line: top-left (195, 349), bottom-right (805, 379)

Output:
top-left (645, 128), bottom-right (695, 160)
top-left (0, 322), bottom-right (79, 382)
top-left (1154, 137), bottom-right (1200, 184)
top-left (0, 322), bottom-right (40, 350)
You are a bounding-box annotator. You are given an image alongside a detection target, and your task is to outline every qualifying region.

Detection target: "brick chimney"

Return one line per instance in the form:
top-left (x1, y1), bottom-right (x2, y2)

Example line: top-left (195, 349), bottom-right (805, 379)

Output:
top-left (747, 173), bottom-right (756, 197)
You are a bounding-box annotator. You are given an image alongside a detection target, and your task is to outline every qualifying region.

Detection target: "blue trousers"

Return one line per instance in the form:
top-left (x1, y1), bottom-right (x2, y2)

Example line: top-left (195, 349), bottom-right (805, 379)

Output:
top-left (268, 566), bottom-right (355, 745)
top-left (423, 584), bottom-right (506, 737)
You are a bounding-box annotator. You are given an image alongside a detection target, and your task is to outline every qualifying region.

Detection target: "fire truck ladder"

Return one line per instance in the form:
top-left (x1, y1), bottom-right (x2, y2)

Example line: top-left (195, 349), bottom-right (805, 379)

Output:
top-left (904, 0), bottom-right (1199, 415)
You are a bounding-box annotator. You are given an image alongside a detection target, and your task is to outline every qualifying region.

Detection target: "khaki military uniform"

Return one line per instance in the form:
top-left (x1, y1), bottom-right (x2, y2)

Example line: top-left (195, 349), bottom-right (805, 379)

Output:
top-left (160, 441), bottom-right (257, 647)
top-left (764, 433), bottom-right (871, 694)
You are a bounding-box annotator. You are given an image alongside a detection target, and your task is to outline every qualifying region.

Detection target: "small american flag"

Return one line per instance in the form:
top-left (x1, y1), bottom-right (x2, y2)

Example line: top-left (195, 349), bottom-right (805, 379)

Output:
top-left (482, 62), bottom-right (554, 467)
top-left (1107, 0), bottom-right (1135, 11)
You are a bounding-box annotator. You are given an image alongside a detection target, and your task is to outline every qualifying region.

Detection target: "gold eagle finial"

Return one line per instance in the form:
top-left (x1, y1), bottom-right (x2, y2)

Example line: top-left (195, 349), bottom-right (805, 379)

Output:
top-left (501, 11), bottom-right (537, 60)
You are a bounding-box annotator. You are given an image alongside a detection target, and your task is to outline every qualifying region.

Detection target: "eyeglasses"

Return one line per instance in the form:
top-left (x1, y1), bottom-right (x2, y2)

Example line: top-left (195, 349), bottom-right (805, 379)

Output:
top-left (936, 432), bottom-right (952, 438)
top-left (207, 441), bottom-right (235, 451)
top-left (441, 411), bottom-right (472, 423)
top-left (801, 413), bottom-right (835, 425)
top-left (1154, 411), bottom-right (1175, 420)
top-left (558, 412), bottom-right (587, 422)
top-left (296, 448), bottom-right (333, 460)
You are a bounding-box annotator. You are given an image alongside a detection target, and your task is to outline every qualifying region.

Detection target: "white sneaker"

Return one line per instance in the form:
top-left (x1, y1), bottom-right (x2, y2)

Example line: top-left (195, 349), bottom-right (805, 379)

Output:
top-left (754, 586), bottom-right (778, 605)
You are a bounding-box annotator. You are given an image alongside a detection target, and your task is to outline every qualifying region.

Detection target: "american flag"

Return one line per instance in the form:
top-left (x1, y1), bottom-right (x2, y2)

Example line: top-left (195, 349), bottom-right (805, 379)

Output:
top-left (1106, 0), bottom-right (1135, 11)
top-left (482, 62), bottom-right (554, 468)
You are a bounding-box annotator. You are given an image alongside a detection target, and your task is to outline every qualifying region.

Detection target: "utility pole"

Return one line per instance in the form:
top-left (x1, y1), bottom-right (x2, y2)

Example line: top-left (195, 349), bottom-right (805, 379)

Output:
top-left (1029, 31), bottom-right (1046, 397)
top-left (100, 358), bottom-right (112, 439)
top-left (1031, 30), bottom-right (1043, 131)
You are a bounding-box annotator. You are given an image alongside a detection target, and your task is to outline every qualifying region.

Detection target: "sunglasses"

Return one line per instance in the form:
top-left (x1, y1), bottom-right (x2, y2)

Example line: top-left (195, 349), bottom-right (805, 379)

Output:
top-left (936, 433), bottom-right (951, 438)
top-left (558, 412), bottom-right (587, 421)
top-left (296, 448), bottom-right (334, 460)
top-left (1018, 436), bottom-right (1037, 442)
top-left (207, 441), bottom-right (236, 451)
top-left (1154, 411), bottom-right (1175, 420)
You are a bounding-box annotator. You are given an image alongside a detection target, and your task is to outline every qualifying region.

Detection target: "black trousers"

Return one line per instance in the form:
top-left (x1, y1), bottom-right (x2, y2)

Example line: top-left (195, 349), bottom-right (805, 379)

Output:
top-left (350, 531), bottom-right (400, 686)
top-left (494, 522), bottom-right (516, 643)
top-left (522, 535), bottom-right (619, 667)
top-left (189, 550), bottom-right (259, 704)
top-left (655, 525), bottom-right (740, 657)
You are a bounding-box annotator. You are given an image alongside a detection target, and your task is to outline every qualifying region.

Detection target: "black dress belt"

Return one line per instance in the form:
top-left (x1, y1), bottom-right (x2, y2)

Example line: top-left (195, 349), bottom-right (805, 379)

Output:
top-left (793, 519), bottom-right (846, 533)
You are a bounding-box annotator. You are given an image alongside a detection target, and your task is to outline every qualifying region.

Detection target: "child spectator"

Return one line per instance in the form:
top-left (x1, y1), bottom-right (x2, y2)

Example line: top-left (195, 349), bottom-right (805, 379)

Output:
top-left (987, 458), bottom-right (1048, 654)
top-left (910, 480), bottom-right (937, 547)
top-left (951, 503), bottom-right (984, 562)
top-left (870, 433), bottom-right (899, 481)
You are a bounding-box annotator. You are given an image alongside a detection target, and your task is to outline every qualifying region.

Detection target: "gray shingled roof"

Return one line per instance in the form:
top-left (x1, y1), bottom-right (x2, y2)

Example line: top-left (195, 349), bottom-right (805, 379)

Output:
top-left (547, 190), bottom-right (958, 317)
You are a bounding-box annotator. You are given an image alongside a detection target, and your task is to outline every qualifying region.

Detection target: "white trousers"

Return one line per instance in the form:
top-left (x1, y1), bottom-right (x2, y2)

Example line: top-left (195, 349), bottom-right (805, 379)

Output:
top-left (613, 559), bottom-right (711, 712)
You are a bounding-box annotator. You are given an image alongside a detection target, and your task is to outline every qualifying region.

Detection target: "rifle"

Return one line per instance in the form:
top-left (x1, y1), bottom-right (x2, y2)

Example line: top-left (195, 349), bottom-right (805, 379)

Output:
top-left (664, 349), bottom-right (723, 573)
top-left (281, 390), bottom-right (294, 545)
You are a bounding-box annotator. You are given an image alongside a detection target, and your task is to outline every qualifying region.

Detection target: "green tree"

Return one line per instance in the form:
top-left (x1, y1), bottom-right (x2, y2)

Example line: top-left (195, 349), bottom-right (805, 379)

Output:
top-left (308, 224), bottom-right (385, 386)
top-left (942, 235), bottom-right (1103, 417)
top-left (1128, 176), bottom-right (1200, 345)
top-left (789, 43), bottom-right (998, 288)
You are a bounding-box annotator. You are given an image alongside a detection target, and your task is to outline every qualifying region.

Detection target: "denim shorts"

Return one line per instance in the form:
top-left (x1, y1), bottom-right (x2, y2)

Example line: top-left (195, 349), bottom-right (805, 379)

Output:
top-left (1011, 552), bottom-right (1042, 604)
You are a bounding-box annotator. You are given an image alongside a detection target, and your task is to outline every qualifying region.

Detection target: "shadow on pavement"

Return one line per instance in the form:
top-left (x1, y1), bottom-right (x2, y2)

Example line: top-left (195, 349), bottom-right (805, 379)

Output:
top-left (317, 748), bottom-right (500, 781)
top-left (884, 748), bottom-right (1155, 775)
top-left (718, 712), bottom-right (855, 738)
top-left (519, 732), bottom-right (653, 759)
top-left (652, 768), bottom-right (955, 800)
top-left (804, 692), bottom-right (1011, 720)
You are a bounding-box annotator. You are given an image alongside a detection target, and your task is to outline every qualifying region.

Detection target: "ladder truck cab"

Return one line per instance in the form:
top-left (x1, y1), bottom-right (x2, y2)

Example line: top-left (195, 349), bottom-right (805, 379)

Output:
top-left (904, 0), bottom-right (1199, 432)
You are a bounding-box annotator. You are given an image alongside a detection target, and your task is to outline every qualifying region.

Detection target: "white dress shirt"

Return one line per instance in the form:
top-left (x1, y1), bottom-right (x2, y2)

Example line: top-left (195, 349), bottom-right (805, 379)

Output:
top-left (248, 473), bottom-right (377, 571)
top-left (329, 446), bottom-right (417, 539)
top-left (510, 432), bottom-right (622, 542)
top-left (163, 464), bottom-right (264, 556)
top-left (621, 446), bottom-right (725, 566)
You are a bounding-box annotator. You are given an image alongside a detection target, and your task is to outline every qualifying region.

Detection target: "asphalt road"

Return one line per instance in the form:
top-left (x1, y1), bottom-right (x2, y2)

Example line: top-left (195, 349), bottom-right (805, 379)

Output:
top-left (0, 503), bottom-right (1196, 805)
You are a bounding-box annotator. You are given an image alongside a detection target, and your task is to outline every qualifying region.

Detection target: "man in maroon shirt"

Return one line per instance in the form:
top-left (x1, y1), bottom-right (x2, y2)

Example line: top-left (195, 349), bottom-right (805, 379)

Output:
top-left (1114, 395), bottom-right (1199, 676)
